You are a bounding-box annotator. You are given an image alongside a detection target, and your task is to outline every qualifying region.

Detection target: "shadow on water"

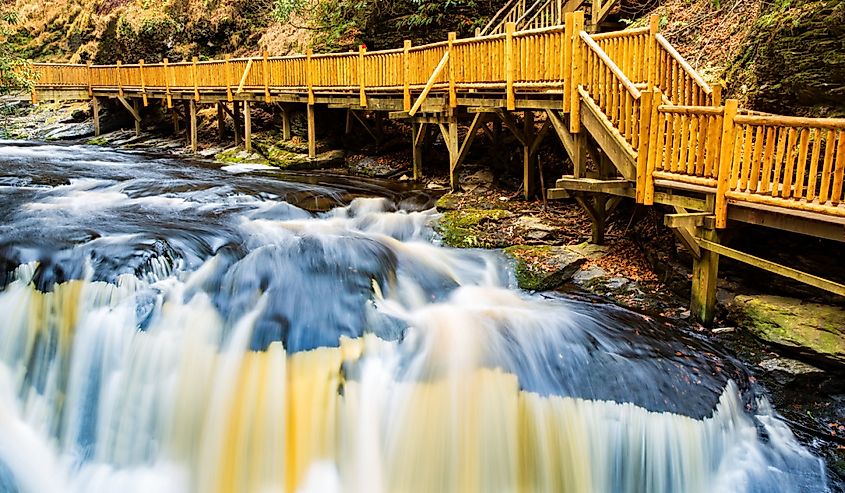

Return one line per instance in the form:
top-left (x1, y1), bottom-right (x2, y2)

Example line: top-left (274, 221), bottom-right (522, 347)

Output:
top-left (0, 140), bottom-right (831, 492)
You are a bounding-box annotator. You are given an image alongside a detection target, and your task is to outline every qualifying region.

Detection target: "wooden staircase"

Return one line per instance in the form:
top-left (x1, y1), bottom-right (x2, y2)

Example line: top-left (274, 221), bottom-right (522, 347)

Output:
top-left (480, 0), bottom-right (619, 35)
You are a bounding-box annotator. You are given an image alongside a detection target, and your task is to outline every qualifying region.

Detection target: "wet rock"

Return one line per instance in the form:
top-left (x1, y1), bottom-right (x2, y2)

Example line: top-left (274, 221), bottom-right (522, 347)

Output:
top-left (515, 216), bottom-right (558, 232)
top-left (43, 122), bottom-right (95, 140)
top-left (347, 156), bottom-right (398, 177)
top-left (565, 242), bottom-right (610, 260)
top-left (758, 357), bottom-right (826, 386)
top-left (503, 245), bottom-right (587, 291)
top-left (436, 208), bottom-right (513, 248)
top-left (572, 265), bottom-right (606, 284)
top-left (730, 295), bottom-right (845, 368)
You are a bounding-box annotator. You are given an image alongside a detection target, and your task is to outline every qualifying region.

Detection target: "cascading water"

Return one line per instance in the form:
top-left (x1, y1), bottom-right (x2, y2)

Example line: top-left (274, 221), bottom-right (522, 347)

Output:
top-left (0, 141), bottom-right (829, 492)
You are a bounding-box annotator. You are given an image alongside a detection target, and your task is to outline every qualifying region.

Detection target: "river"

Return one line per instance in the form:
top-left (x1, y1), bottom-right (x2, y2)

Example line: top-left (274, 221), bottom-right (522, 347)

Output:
top-left (0, 141), bottom-right (829, 492)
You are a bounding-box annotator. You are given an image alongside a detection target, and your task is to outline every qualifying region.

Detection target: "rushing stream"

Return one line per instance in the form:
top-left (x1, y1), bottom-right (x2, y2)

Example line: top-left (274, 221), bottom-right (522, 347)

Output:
top-left (0, 140), bottom-right (830, 492)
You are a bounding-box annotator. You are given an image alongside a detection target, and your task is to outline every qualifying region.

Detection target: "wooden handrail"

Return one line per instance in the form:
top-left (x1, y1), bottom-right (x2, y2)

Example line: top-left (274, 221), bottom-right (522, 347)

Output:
top-left (590, 26), bottom-right (649, 40)
top-left (734, 114), bottom-right (845, 130)
top-left (579, 31), bottom-right (641, 98)
top-left (655, 34), bottom-right (711, 95)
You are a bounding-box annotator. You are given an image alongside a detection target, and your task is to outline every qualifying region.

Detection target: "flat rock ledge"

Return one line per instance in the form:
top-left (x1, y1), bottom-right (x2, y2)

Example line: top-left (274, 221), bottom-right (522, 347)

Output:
top-left (503, 245), bottom-right (587, 291)
top-left (730, 295), bottom-right (845, 368)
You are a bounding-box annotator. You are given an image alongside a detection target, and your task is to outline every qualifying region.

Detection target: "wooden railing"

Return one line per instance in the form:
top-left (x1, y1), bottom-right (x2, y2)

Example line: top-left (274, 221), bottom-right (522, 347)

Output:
top-left (29, 12), bottom-right (845, 229)
top-left (578, 31), bottom-right (642, 151)
top-left (482, 0), bottom-right (531, 36)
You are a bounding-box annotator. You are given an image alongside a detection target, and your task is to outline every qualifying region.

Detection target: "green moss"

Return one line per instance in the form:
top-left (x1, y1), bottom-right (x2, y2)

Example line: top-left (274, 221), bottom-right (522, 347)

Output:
top-left (436, 208), bottom-right (511, 249)
top-left (503, 245), bottom-right (587, 291)
top-left (214, 148), bottom-right (269, 165)
top-left (732, 295), bottom-right (845, 365)
top-left (87, 136), bottom-right (108, 145)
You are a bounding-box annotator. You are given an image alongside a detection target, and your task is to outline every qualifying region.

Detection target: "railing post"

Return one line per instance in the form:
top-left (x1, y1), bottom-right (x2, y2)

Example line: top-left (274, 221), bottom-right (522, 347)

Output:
top-left (448, 32), bottom-right (457, 109)
top-left (306, 49), bottom-right (315, 105)
top-left (358, 45), bottom-right (367, 108)
top-left (635, 89), bottom-right (653, 204)
top-left (644, 88), bottom-right (663, 205)
top-left (225, 55), bottom-right (233, 102)
top-left (86, 62), bottom-right (92, 97)
top-left (163, 58), bottom-right (172, 108)
top-left (139, 59), bottom-right (148, 107)
top-left (403, 40), bottom-right (412, 112)
top-left (563, 12), bottom-right (573, 112)
top-left (116, 60), bottom-right (123, 97)
top-left (712, 83), bottom-right (722, 107)
top-left (569, 12), bottom-right (584, 133)
top-left (715, 99), bottom-right (738, 228)
top-left (263, 50), bottom-right (271, 103)
top-left (505, 22), bottom-right (516, 111)
top-left (192, 56), bottom-right (199, 101)
top-left (646, 14), bottom-right (659, 90)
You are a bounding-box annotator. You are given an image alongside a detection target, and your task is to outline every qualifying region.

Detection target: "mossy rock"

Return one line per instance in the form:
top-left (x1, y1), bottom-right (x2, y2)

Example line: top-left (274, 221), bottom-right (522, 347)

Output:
top-left (503, 245), bottom-right (586, 291)
top-left (215, 148), bottom-right (269, 165)
top-left (252, 139), bottom-right (344, 170)
top-left (436, 208), bottom-right (513, 248)
top-left (730, 295), bottom-right (845, 368)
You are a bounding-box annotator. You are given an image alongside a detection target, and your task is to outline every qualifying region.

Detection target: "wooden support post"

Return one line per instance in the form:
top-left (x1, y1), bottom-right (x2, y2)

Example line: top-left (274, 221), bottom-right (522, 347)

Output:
top-left (358, 45), bottom-right (366, 107)
top-left (575, 194), bottom-right (609, 245)
top-left (139, 59), bottom-right (148, 106)
top-left (712, 84), bottom-right (722, 107)
top-left (563, 12), bottom-right (573, 112)
top-left (192, 56), bottom-right (200, 101)
top-left (189, 99), bottom-right (198, 153)
top-left (244, 100), bottom-right (252, 152)
top-left (647, 15), bottom-right (659, 90)
top-left (412, 122), bottom-right (425, 181)
top-left (644, 89), bottom-right (663, 205)
top-left (263, 50), bottom-right (271, 103)
top-left (233, 101), bottom-right (242, 146)
top-left (163, 58), bottom-right (172, 108)
top-left (715, 99), bottom-right (738, 228)
top-left (570, 12), bottom-right (585, 133)
top-left (116, 60), bottom-right (123, 97)
top-left (448, 32), bottom-right (457, 109)
top-left (172, 107), bottom-right (180, 134)
top-left (281, 105), bottom-right (291, 140)
top-left (225, 55), bottom-right (233, 102)
top-left (307, 104), bottom-right (316, 159)
top-left (403, 40), bottom-right (412, 112)
top-left (86, 62), bottom-right (93, 97)
top-left (91, 97), bottom-right (100, 137)
top-left (448, 119), bottom-right (459, 191)
top-left (691, 227), bottom-right (720, 326)
top-left (635, 89), bottom-right (654, 203)
top-left (505, 23), bottom-right (516, 111)
top-left (217, 102), bottom-right (225, 142)
top-left (523, 111), bottom-right (536, 199)
top-left (573, 132), bottom-right (587, 178)
top-left (133, 99), bottom-right (141, 136)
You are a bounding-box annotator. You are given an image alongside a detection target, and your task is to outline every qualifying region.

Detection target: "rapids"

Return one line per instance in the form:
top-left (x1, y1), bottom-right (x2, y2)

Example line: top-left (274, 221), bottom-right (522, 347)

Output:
top-left (0, 141), bottom-right (829, 492)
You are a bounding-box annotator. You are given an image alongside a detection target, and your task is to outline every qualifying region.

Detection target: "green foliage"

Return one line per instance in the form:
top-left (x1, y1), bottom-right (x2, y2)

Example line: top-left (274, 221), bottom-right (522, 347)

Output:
top-left (0, 10), bottom-right (35, 94)
top-left (272, 0), bottom-right (308, 22)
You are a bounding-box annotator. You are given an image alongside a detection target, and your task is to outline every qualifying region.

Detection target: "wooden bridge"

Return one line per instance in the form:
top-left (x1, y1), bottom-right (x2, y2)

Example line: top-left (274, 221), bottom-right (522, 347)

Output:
top-left (22, 11), bottom-right (845, 324)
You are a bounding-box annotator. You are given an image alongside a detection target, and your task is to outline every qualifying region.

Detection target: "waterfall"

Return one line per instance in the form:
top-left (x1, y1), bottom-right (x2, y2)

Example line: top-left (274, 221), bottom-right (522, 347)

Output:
top-left (0, 142), bottom-right (829, 492)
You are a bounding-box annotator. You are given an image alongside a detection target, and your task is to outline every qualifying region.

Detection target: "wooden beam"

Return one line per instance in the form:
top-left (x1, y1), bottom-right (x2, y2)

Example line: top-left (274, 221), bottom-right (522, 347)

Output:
top-left (454, 113), bottom-right (489, 172)
top-left (412, 122), bottom-right (425, 180)
top-left (691, 228), bottom-right (719, 326)
top-left (189, 99), bottom-right (198, 153)
top-left (281, 105), bottom-right (291, 140)
top-left (307, 103), bottom-right (316, 158)
top-left (524, 111), bottom-right (537, 199)
top-left (529, 119), bottom-right (551, 156)
top-left (236, 59), bottom-right (254, 94)
top-left (217, 102), bottom-right (225, 142)
top-left (408, 52), bottom-right (449, 116)
top-left (92, 97), bottom-right (100, 137)
top-left (555, 177), bottom-right (631, 193)
top-left (233, 101), bottom-right (242, 145)
top-left (350, 111), bottom-right (381, 145)
top-left (547, 188), bottom-right (572, 200)
top-left (492, 109), bottom-right (527, 146)
top-left (132, 99), bottom-right (141, 135)
top-left (664, 212), bottom-right (713, 229)
top-left (698, 238), bottom-right (845, 297)
top-left (116, 95), bottom-right (140, 122)
top-left (244, 100), bottom-right (252, 152)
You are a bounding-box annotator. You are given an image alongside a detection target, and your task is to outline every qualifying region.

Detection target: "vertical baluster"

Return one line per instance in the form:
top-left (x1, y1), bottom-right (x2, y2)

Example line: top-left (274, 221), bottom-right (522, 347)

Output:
top-left (806, 128), bottom-right (823, 202)
top-left (819, 129), bottom-right (837, 203)
top-left (772, 128), bottom-right (797, 197)
top-left (832, 130), bottom-right (845, 206)
top-left (791, 128), bottom-right (811, 199)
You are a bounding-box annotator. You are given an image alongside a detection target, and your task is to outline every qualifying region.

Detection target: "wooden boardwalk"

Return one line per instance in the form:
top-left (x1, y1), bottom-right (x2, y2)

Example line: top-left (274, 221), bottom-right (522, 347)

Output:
top-left (22, 11), bottom-right (845, 323)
